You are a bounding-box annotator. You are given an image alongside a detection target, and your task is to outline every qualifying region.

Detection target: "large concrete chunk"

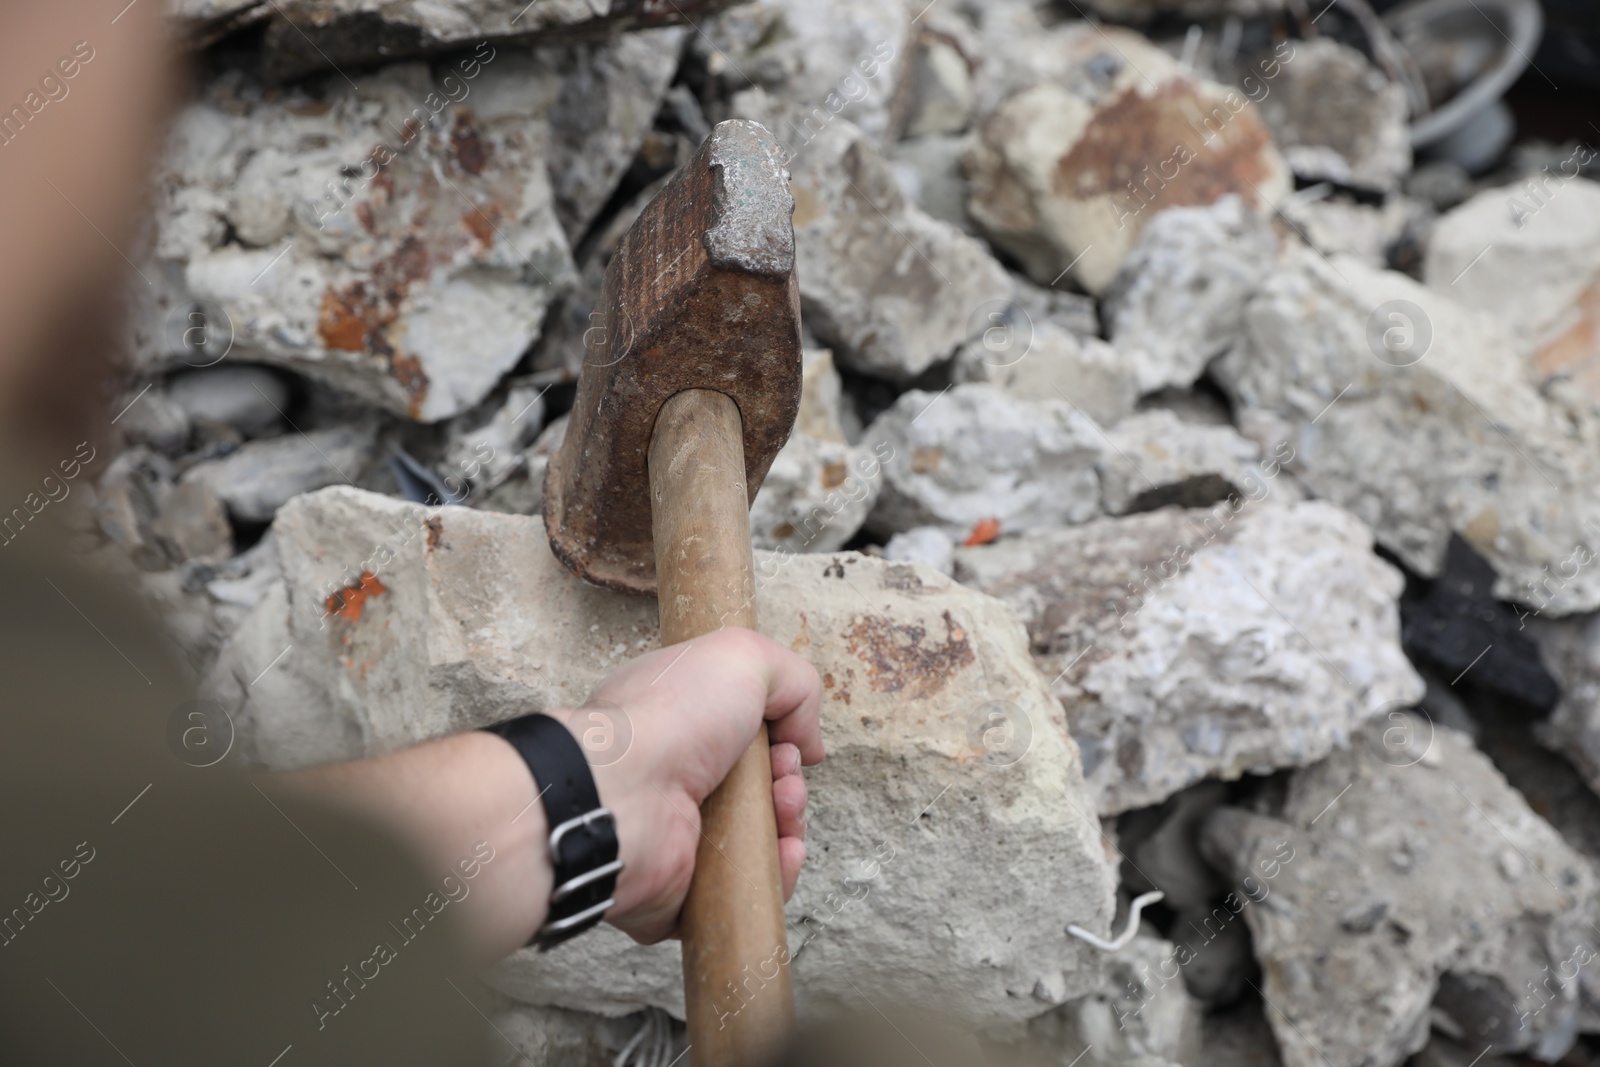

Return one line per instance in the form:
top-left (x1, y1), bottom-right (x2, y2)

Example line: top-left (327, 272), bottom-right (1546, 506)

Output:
top-left (181, 426), bottom-right (376, 522)
top-left (1103, 196), bottom-right (1280, 395)
top-left (731, 90), bottom-right (1012, 381)
top-left (1096, 410), bottom-right (1264, 516)
top-left (863, 383), bottom-right (1103, 541)
top-left (697, 0), bottom-right (910, 142)
top-left (964, 24), bottom-right (1291, 295)
top-left (1246, 38), bottom-right (1411, 192)
top-left (133, 35), bottom-right (682, 421)
top-left (955, 500), bottom-right (1423, 812)
top-left (1201, 721), bottom-right (1600, 1067)
top-left (952, 321), bottom-right (1138, 429)
top-left (1424, 175), bottom-right (1600, 408)
top-left (201, 486), bottom-right (1117, 1025)
top-left (1214, 246), bottom-right (1600, 614)
top-left (1533, 614), bottom-right (1600, 799)
top-left (262, 0), bottom-right (723, 81)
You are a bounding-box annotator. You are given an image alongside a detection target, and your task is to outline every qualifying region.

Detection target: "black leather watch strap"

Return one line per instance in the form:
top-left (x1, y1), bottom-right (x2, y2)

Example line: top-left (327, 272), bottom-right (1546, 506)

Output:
top-left (488, 713), bottom-right (621, 951)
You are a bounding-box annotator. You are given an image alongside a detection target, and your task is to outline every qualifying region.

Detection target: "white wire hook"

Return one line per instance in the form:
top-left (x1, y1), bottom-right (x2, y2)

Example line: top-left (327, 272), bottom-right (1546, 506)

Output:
top-left (1066, 890), bottom-right (1165, 952)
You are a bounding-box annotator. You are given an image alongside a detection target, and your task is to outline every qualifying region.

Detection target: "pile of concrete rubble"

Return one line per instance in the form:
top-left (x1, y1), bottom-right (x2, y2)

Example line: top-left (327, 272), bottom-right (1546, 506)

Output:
top-left (69, 0), bottom-right (1600, 1063)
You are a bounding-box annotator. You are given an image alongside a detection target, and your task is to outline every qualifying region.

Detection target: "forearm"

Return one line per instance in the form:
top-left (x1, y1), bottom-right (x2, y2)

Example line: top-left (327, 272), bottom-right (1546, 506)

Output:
top-left (279, 730), bottom-right (552, 961)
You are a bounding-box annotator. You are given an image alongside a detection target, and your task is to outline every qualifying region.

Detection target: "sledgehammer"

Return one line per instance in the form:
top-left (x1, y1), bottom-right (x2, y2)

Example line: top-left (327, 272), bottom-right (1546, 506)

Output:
top-left (543, 120), bottom-right (803, 1065)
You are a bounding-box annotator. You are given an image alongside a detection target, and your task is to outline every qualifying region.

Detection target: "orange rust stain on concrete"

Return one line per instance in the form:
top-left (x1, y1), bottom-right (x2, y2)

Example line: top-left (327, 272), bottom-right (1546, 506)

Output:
top-left (425, 515), bottom-right (443, 549)
top-left (964, 517), bottom-right (1001, 547)
top-left (911, 447), bottom-right (942, 474)
top-left (1536, 280), bottom-right (1600, 401)
top-left (315, 234), bottom-right (437, 417)
top-left (1054, 82), bottom-right (1276, 215)
top-left (392, 356), bottom-right (430, 418)
top-left (325, 572), bottom-right (388, 622)
top-left (462, 207), bottom-right (497, 246)
top-left (318, 284), bottom-right (372, 352)
top-left (449, 110), bottom-right (491, 176)
top-left (844, 610), bottom-right (973, 699)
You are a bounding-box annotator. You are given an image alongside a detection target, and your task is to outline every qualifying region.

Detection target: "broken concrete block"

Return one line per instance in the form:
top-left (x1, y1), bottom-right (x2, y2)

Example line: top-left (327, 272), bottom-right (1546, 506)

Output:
top-left (863, 383), bottom-right (1102, 540)
top-left (751, 350), bottom-right (882, 553)
top-left (749, 434), bottom-right (883, 554)
top-left (166, 365), bottom-right (290, 438)
top-left (1424, 175), bottom-right (1600, 406)
top-left (955, 501), bottom-right (1423, 812)
top-left (489, 1002), bottom-right (656, 1067)
top-left (261, 0), bottom-right (717, 82)
top-left (698, 0), bottom-right (909, 142)
top-left (181, 427), bottom-right (374, 523)
top-left (134, 35), bottom-right (680, 421)
top-left (441, 380), bottom-right (547, 495)
top-left (1533, 614), bottom-right (1600, 802)
top-left (1014, 933), bottom-right (1203, 1066)
top-left (1103, 196), bottom-right (1280, 395)
top-left (796, 349), bottom-right (848, 443)
top-left (887, 132), bottom-right (979, 235)
top-left (883, 526), bottom-right (955, 577)
top-left (1245, 38), bottom-right (1411, 192)
top-left (952, 321), bottom-right (1138, 429)
top-left (114, 381), bottom-right (191, 456)
top-left (1214, 245), bottom-right (1600, 614)
top-left (1200, 720), bottom-right (1599, 1067)
top-left (1097, 410), bottom-right (1264, 516)
top-left (731, 90), bottom-right (1013, 381)
top-left (200, 486), bottom-right (1117, 1026)
top-left (1275, 189), bottom-right (1414, 269)
top-left (964, 24), bottom-right (1291, 295)
top-left (902, 38), bottom-right (972, 138)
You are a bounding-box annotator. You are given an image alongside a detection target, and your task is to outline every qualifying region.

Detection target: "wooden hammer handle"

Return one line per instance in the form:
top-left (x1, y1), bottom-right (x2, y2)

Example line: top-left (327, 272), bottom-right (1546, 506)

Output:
top-left (648, 389), bottom-right (793, 1066)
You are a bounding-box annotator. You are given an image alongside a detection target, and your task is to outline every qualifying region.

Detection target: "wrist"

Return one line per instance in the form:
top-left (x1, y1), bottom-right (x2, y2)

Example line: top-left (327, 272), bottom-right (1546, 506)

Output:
top-left (487, 711), bottom-right (622, 950)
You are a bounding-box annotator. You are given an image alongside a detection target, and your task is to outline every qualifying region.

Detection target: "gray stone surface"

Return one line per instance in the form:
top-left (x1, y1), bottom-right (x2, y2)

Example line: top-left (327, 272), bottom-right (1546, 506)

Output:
top-left (887, 133), bottom-right (978, 235)
top-left (1275, 189), bottom-right (1414, 269)
top-left (902, 38), bottom-right (972, 138)
top-left (863, 383), bottom-right (1103, 540)
top-left (698, 0), bottom-right (910, 142)
top-left (752, 349), bottom-right (882, 552)
top-left (955, 501), bottom-right (1423, 812)
top-left (1103, 196), bottom-right (1279, 395)
top-left (182, 427), bottom-right (375, 522)
top-left (1534, 614), bottom-right (1600, 802)
top-left (200, 486), bottom-right (1118, 1025)
top-left (1097, 409), bottom-right (1264, 516)
top-left (964, 23), bottom-right (1291, 295)
top-left (883, 527), bottom-right (955, 577)
top-left (166, 365), bottom-right (290, 437)
top-left (749, 434), bottom-right (883, 554)
top-left (441, 380), bottom-right (546, 495)
top-left (1214, 246), bottom-right (1600, 614)
top-left (1201, 720), bottom-right (1600, 1067)
top-left (1016, 934), bottom-right (1202, 1066)
top-left (489, 1002), bottom-right (658, 1067)
top-left (732, 90), bottom-right (1013, 381)
top-left (1246, 39), bottom-right (1411, 192)
top-left (952, 322), bottom-right (1139, 429)
top-left (134, 34), bottom-right (681, 421)
top-left (1424, 176), bottom-right (1600, 408)
top-left (262, 0), bottom-right (720, 82)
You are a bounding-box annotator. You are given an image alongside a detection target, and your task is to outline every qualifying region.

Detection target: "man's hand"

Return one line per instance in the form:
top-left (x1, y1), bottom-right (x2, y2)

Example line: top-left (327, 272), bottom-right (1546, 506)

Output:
top-left (553, 628), bottom-right (824, 944)
top-left (285, 628), bottom-right (823, 959)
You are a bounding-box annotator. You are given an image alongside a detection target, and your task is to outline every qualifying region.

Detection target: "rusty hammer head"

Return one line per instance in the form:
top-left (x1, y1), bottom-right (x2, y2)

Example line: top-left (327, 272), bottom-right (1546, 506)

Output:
top-left (543, 120), bottom-right (803, 594)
